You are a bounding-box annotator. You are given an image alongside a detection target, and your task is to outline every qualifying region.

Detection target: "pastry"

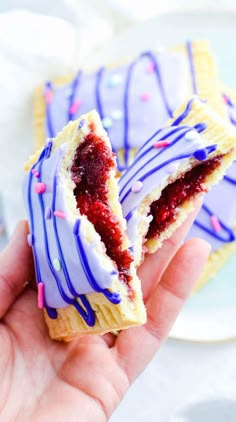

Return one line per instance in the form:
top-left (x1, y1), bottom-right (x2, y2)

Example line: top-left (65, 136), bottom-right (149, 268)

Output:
top-left (188, 89), bottom-right (236, 292)
top-left (119, 97), bottom-right (236, 266)
top-left (34, 40), bottom-right (226, 171)
top-left (23, 111), bottom-right (146, 341)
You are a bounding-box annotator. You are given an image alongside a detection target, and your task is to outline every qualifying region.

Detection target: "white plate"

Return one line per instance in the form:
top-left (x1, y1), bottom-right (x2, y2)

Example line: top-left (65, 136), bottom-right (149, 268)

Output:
top-left (88, 10), bottom-right (236, 342)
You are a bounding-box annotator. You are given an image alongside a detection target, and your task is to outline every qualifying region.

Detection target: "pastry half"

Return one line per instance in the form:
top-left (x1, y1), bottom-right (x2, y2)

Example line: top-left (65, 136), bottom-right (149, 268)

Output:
top-left (23, 111), bottom-right (146, 341)
top-left (189, 88), bottom-right (236, 292)
top-left (34, 40), bottom-right (226, 171)
top-left (119, 97), bottom-right (236, 267)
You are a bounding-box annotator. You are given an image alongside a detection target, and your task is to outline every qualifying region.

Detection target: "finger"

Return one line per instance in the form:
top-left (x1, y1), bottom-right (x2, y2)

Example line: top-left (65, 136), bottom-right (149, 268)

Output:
top-left (0, 220), bottom-right (34, 318)
top-left (113, 238), bottom-right (210, 384)
top-left (138, 197), bottom-right (203, 301)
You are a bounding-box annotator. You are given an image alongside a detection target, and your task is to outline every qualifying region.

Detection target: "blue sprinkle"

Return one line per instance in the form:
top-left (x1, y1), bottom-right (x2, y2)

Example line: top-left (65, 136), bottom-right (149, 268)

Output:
top-left (206, 144), bottom-right (217, 154)
top-left (110, 270), bottom-right (118, 275)
top-left (78, 119), bottom-right (85, 129)
top-left (193, 149), bottom-right (207, 161)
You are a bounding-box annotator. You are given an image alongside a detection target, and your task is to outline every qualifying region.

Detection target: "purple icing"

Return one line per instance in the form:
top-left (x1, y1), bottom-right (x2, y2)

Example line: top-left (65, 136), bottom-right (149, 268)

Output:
top-left (23, 134), bottom-right (122, 325)
top-left (119, 98), bottom-right (224, 254)
top-left (43, 42), bottom-right (196, 170)
top-left (187, 94), bottom-right (236, 251)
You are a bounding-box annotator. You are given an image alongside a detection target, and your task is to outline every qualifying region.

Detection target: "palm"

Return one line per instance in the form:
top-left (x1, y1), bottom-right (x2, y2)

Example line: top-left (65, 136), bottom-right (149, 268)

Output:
top-left (0, 206), bottom-right (209, 421)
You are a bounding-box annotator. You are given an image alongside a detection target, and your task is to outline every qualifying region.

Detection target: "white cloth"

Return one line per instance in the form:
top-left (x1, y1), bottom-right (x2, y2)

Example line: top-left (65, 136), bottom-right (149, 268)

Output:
top-left (0, 2), bottom-right (236, 421)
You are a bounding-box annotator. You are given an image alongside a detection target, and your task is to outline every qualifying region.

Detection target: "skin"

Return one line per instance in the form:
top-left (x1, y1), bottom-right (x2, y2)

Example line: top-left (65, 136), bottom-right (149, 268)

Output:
top-left (0, 202), bottom-right (210, 422)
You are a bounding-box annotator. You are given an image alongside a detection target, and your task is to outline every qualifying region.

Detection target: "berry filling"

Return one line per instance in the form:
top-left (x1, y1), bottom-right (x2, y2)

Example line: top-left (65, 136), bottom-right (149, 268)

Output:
top-left (146, 155), bottom-right (223, 239)
top-left (71, 131), bottom-right (133, 287)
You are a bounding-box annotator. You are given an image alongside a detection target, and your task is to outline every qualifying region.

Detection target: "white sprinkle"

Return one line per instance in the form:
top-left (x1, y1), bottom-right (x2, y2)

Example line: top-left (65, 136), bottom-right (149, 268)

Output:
top-left (166, 162), bottom-right (179, 174)
top-left (184, 130), bottom-right (201, 142)
top-left (53, 258), bottom-right (61, 272)
top-left (110, 109), bottom-right (123, 120)
top-left (131, 181), bottom-right (143, 193)
top-left (102, 117), bottom-right (113, 129)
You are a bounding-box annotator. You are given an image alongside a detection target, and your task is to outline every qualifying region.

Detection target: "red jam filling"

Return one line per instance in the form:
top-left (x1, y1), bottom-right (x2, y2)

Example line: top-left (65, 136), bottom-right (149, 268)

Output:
top-left (146, 156), bottom-right (223, 239)
top-left (71, 132), bottom-right (133, 287)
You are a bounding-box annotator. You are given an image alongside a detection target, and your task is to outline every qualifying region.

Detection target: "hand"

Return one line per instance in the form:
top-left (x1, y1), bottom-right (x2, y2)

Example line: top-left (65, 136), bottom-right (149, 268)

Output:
top-left (0, 202), bottom-right (210, 422)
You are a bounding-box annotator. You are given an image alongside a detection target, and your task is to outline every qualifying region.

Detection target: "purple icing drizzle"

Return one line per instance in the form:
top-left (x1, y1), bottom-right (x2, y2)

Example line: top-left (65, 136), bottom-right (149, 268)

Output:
top-left (95, 67), bottom-right (105, 120)
top-left (44, 42), bottom-right (197, 172)
top-left (186, 41), bottom-right (198, 95)
top-left (25, 139), bottom-right (122, 325)
top-left (73, 219), bottom-right (121, 305)
top-left (34, 145), bottom-right (96, 325)
top-left (68, 70), bottom-right (82, 121)
top-left (120, 119), bottom-right (206, 203)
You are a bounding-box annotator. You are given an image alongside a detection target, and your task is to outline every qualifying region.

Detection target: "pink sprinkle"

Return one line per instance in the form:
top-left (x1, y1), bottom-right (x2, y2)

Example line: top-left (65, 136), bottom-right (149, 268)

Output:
top-left (222, 93), bottom-right (229, 105)
top-left (210, 215), bottom-right (222, 232)
top-left (32, 169), bottom-right (40, 178)
top-left (34, 182), bottom-right (46, 194)
top-left (54, 210), bottom-right (66, 219)
top-left (38, 282), bottom-right (44, 309)
top-left (153, 140), bottom-right (170, 149)
top-left (131, 181), bottom-right (143, 193)
top-left (141, 92), bottom-right (150, 102)
top-left (69, 100), bottom-right (82, 115)
top-left (45, 89), bottom-right (53, 105)
top-left (147, 61), bottom-right (155, 73)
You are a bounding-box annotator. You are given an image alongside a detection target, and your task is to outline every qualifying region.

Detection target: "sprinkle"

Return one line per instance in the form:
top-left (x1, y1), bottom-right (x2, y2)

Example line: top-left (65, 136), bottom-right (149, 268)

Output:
top-left (147, 61), bottom-right (155, 73)
top-left (222, 93), bottom-right (232, 106)
top-left (46, 307), bottom-right (58, 319)
top-left (131, 180), bottom-right (143, 193)
top-left (34, 182), bottom-right (46, 194)
top-left (107, 74), bottom-right (122, 88)
top-left (38, 282), bottom-right (44, 309)
top-left (44, 89), bottom-right (52, 105)
top-left (69, 100), bottom-right (82, 115)
top-left (185, 130), bottom-right (200, 142)
top-left (141, 92), bottom-right (150, 102)
top-left (110, 109), bottom-right (123, 120)
top-left (32, 169), bottom-right (40, 178)
top-left (102, 117), bottom-right (113, 129)
top-left (166, 162), bottom-right (179, 174)
top-left (27, 233), bottom-right (34, 247)
top-left (211, 215), bottom-right (222, 232)
top-left (78, 119), bottom-right (85, 129)
top-left (193, 148), bottom-right (207, 161)
top-left (153, 140), bottom-right (170, 149)
top-left (45, 207), bottom-right (51, 219)
top-left (54, 210), bottom-right (66, 219)
top-left (110, 270), bottom-right (118, 276)
top-left (53, 258), bottom-right (61, 272)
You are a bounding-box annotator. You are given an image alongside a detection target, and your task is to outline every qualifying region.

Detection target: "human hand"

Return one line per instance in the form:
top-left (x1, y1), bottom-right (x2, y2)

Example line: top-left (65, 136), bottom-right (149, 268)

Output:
top-left (0, 201), bottom-right (210, 422)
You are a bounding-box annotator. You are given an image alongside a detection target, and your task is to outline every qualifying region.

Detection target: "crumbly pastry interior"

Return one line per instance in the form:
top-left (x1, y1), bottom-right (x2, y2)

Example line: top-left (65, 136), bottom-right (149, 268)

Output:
top-left (24, 111), bottom-right (146, 341)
